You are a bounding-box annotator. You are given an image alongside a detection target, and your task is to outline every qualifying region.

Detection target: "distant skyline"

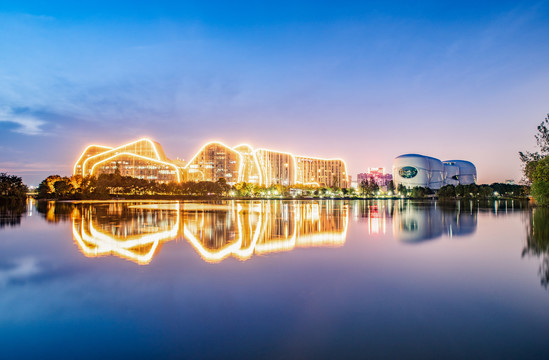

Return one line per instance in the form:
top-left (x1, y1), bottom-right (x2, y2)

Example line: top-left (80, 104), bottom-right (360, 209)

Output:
top-left (1, 1), bottom-right (548, 185)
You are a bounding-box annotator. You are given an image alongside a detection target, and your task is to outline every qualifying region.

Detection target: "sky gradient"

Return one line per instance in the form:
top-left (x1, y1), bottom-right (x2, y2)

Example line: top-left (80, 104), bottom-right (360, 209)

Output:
top-left (1, 1), bottom-right (548, 185)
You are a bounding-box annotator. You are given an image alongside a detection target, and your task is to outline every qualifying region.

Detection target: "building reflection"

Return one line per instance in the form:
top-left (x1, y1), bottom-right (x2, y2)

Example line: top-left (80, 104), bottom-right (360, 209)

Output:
top-left (70, 201), bottom-right (349, 264)
top-left (72, 202), bottom-right (181, 264)
top-left (393, 202), bottom-right (478, 242)
top-left (391, 200), bottom-right (523, 243)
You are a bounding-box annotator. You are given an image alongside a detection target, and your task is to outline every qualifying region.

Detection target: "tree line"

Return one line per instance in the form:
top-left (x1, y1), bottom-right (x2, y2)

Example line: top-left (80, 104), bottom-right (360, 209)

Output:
top-left (35, 173), bottom-right (356, 199)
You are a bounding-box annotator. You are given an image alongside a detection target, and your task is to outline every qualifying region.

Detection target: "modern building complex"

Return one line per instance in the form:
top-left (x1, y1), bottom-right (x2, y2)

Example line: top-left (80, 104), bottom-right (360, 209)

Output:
top-left (392, 154), bottom-right (477, 189)
top-left (74, 138), bottom-right (348, 187)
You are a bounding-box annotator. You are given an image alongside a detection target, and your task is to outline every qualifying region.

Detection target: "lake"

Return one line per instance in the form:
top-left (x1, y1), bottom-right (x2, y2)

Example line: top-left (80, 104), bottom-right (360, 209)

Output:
top-left (0, 199), bottom-right (548, 359)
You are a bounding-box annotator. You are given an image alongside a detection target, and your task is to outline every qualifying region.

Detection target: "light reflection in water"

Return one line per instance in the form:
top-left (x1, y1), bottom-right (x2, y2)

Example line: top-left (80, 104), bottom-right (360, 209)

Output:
top-left (72, 202), bottom-right (181, 264)
top-left (393, 203), bottom-right (478, 243)
top-left (70, 201), bottom-right (349, 264)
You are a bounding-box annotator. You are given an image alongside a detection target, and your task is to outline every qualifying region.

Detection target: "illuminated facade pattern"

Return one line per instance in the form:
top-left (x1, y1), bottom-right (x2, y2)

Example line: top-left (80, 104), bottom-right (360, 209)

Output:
top-left (75, 138), bottom-right (181, 183)
top-left (233, 144), bottom-right (262, 185)
top-left (71, 201), bottom-right (349, 264)
top-left (295, 156), bottom-right (348, 188)
top-left (74, 138), bottom-right (348, 187)
top-left (72, 202), bottom-right (181, 265)
top-left (185, 142), bottom-right (242, 184)
top-left (255, 149), bottom-right (296, 186)
top-left (74, 145), bottom-right (113, 176)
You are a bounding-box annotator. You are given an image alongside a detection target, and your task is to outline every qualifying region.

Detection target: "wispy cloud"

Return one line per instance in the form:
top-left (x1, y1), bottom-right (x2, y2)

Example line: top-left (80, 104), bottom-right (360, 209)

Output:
top-left (0, 107), bottom-right (47, 135)
top-left (0, 161), bottom-right (67, 173)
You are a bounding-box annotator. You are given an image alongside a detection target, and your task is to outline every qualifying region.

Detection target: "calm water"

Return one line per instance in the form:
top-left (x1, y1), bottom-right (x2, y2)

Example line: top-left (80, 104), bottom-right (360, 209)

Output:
top-left (1, 199), bottom-right (548, 359)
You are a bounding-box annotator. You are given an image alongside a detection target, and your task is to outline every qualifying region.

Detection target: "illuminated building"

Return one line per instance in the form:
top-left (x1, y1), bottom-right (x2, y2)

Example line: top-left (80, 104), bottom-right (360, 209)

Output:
top-left (295, 156), bottom-right (348, 188)
top-left (392, 154), bottom-right (477, 189)
top-left (255, 149), bottom-right (297, 186)
top-left (233, 144), bottom-right (262, 185)
top-left (74, 145), bottom-right (112, 176)
top-left (74, 138), bottom-right (348, 187)
top-left (185, 142), bottom-right (242, 184)
top-left (75, 138), bottom-right (182, 183)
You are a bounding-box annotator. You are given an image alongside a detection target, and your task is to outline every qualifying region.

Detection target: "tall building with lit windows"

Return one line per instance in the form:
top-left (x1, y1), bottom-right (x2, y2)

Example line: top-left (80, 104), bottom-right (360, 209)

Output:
top-left (185, 142), bottom-right (242, 184)
top-left (295, 156), bottom-right (348, 188)
top-left (255, 149), bottom-right (296, 186)
top-left (74, 138), bottom-right (349, 187)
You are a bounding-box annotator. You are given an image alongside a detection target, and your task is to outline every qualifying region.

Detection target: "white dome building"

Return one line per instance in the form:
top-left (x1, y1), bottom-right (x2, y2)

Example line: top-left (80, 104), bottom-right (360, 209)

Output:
top-left (393, 154), bottom-right (476, 189)
top-left (442, 160), bottom-right (477, 185)
top-left (392, 154), bottom-right (445, 190)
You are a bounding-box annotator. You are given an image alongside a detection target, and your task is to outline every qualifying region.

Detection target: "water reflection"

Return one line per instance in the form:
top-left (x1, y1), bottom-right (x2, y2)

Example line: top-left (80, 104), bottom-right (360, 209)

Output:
top-left (36, 200), bottom-right (75, 223)
top-left (393, 203), bottom-right (478, 242)
top-left (68, 201), bottom-right (349, 264)
top-left (352, 199), bottom-right (524, 243)
top-left (72, 202), bottom-right (181, 264)
top-left (32, 200), bottom-right (530, 265)
top-left (0, 198), bottom-right (29, 228)
top-left (525, 207), bottom-right (549, 289)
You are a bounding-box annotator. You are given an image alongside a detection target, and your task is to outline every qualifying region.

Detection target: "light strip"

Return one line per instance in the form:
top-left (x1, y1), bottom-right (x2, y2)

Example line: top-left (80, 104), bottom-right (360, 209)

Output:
top-left (89, 152), bottom-right (181, 182)
top-left (73, 144), bottom-right (113, 174)
top-left (81, 138), bottom-right (163, 176)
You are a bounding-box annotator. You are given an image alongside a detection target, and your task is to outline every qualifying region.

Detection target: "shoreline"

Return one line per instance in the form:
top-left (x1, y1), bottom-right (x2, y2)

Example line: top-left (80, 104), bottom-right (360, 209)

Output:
top-left (25, 195), bottom-right (529, 202)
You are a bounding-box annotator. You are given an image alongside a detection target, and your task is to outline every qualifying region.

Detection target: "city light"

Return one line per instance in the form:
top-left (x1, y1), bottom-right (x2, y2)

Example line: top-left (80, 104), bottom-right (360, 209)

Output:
top-left (74, 138), bottom-right (349, 187)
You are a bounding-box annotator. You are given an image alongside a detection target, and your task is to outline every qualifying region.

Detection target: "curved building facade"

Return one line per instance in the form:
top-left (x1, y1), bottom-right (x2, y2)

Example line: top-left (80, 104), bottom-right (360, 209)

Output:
top-left (443, 160), bottom-right (477, 185)
top-left (75, 138), bottom-right (182, 183)
top-left (74, 138), bottom-right (348, 187)
top-left (393, 154), bottom-right (476, 189)
top-left (185, 142), bottom-right (242, 184)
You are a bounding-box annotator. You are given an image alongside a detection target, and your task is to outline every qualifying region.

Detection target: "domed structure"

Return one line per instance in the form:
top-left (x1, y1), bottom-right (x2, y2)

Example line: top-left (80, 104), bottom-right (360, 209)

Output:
top-left (393, 154), bottom-right (476, 189)
top-left (442, 160), bottom-right (477, 185)
top-left (392, 154), bottom-right (445, 189)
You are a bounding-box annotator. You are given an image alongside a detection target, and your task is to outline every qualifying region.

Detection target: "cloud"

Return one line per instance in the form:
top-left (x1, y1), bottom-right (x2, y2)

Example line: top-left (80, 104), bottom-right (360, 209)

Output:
top-left (0, 107), bottom-right (47, 135)
top-left (0, 161), bottom-right (67, 173)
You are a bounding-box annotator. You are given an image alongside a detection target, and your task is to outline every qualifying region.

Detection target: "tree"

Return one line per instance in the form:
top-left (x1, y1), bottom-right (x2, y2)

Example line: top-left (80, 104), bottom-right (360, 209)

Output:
top-left (437, 185), bottom-right (456, 198)
top-left (53, 178), bottom-right (75, 199)
top-left (520, 114), bottom-right (549, 205)
top-left (0, 173), bottom-right (28, 199)
top-left (520, 113), bottom-right (549, 184)
top-left (37, 175), bottom-right (63, 198)
top-left (387, 180), bottom-right (395, 193)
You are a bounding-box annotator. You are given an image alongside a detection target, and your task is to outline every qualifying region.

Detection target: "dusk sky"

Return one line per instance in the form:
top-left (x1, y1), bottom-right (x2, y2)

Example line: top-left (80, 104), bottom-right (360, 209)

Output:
top-left (1, 1), bottom-right (548, 185)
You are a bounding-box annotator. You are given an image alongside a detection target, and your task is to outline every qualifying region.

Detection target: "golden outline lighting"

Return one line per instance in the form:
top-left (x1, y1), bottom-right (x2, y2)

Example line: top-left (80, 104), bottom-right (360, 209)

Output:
top-left (70, 201), bottom-right (349, 265)
top-left (72, 202), bottom-right (180, 265)
top-left (74, 138), bottom-right (348, 187)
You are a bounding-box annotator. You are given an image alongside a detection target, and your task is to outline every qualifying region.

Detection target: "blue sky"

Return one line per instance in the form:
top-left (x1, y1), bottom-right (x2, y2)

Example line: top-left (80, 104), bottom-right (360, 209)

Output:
top-left (1, 1), bottom-right (548, 185)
